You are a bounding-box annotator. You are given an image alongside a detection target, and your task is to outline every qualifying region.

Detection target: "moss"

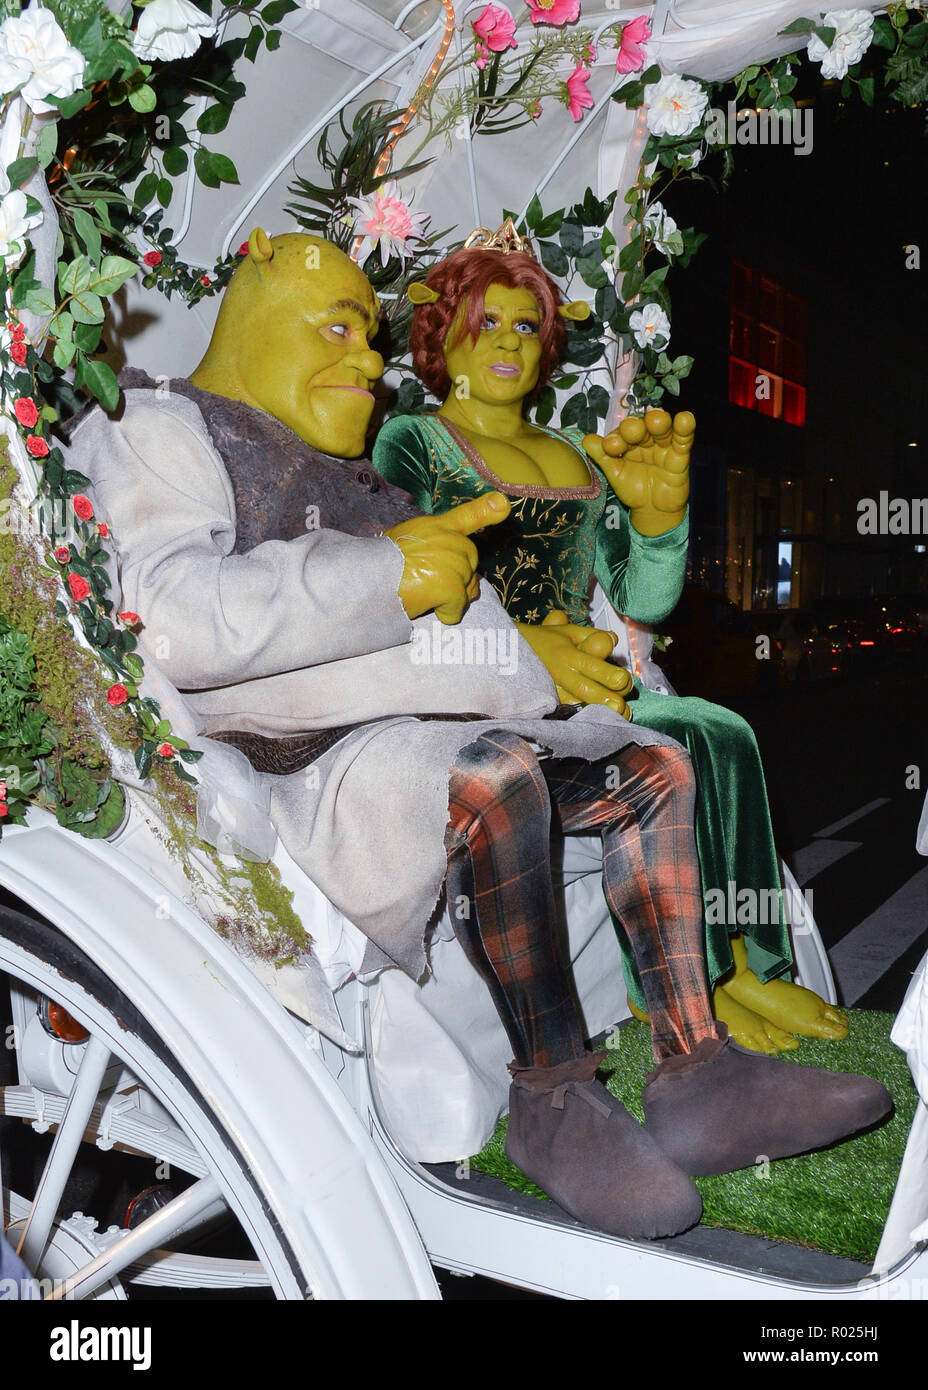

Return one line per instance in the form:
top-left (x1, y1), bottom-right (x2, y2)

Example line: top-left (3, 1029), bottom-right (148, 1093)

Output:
top-left (0, 443), bottom-right (136, 767)
top-left (150, 760), bottom-right (311, 966)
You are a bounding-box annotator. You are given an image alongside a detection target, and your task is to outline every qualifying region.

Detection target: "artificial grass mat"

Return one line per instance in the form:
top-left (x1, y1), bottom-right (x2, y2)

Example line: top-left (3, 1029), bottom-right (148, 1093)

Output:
top-left (470, 1011), bottom-right (917, 1263)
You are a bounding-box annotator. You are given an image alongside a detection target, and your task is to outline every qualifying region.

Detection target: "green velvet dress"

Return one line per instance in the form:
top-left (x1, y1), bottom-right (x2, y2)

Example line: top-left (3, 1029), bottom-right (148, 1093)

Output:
top-left (372, 412), bottom-right (792, 1002)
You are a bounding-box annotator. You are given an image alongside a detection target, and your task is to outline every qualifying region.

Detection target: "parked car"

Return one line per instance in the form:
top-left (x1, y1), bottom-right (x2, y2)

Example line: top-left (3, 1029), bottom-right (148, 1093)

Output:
top-left (810, 596), bottom-right (892, 672)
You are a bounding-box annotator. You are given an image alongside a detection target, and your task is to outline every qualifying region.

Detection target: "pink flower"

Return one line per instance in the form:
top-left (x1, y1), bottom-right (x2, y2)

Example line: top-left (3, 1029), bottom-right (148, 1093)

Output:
top-left (525, 0), bottom-right (579, 26)
top-left (585, 43), bottom-right (597, 62)
top-left (0, 782), bottom-right (7, 798)
top-left (349, 183), bottom-right (430, 267)
top-left (106, 683), bottom-right (128, 706)
top-left (564, 61), bottom-right (593, 121)
top-left (527, 99), bottom-right (542, 119)
top-left (475, 40), bottom-right (489, 69)
top-left (13, 396), bottom-right (38, 427)
top-left (473, 5), bottom-right (518, 58)
top-left (616, 14), bottom-right (651, 74)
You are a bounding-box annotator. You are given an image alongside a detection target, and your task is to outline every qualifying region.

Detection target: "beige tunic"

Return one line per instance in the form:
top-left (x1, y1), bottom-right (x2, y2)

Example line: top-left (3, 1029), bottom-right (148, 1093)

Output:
top-left (68, 391), bottom-right (678, 976)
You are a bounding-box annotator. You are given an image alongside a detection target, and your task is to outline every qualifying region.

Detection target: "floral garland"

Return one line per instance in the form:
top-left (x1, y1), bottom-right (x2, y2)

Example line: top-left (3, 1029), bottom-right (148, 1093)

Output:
top-left (0, 0), bottom-right (295, 834)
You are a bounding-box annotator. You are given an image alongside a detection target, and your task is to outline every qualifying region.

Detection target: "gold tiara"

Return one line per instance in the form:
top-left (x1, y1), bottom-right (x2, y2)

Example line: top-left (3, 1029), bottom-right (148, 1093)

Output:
top-left (462, 217), bottom-right (535, 258)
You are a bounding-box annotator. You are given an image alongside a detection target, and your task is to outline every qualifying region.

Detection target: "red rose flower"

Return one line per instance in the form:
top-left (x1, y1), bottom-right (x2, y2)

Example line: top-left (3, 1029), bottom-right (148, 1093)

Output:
top-left (68, 573), bottom-right (90, 602)
top-left (97, 522), bottom-right (109, 538)
top-left (0, 804), bottom-right (8, 819)
top-left (199, 274), bottom-right (211, 286)
top-left (144, 251), bottom-right (163, 267)
top-left (14, 397), bottom-right (38, 428)
top-left (10, 342), bottom-right (27, 366)
top-left (238, 242), bottom-right (249, 255)
top-left (26, 435), bottom-right (49, 458)
top-left (7, 321), bottom-right (25, 342)
top-left (53, 545), bottom-right (70, 563)
top-left (118, 610), bottom-right (141, 625)
top-left (106, 684), bottom-right (129, 706)
top-left (0, 781), bottom-right (6, 798)
top-left (72, 494), bottom-right (94, 521)
top-left (157, 742), bottom-right (175, 758)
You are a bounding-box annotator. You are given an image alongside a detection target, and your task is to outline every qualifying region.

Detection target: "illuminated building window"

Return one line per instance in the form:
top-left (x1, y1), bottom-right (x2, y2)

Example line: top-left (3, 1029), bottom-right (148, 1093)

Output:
top-left (729, 261), bottom-right (806, 426)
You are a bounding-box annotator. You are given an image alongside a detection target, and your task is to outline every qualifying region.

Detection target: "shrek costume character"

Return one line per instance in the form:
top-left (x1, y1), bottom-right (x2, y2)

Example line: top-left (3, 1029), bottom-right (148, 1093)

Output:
top-left (65, 231), bottom-right (888, 1240)
top-left (373, 235), bottom-right (845, 1054)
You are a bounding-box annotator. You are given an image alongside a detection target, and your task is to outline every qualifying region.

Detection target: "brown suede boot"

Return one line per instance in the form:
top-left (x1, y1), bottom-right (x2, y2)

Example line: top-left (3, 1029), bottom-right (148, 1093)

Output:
top-left (504, 1052), bottom-right (703, 1240)
top-left (641, 1027), bottom-right (893, 1176)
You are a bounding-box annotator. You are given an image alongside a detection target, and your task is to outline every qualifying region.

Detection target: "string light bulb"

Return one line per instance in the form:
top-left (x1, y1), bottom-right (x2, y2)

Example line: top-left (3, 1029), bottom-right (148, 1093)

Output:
top-left (350, 0), bottom-right (455, 262)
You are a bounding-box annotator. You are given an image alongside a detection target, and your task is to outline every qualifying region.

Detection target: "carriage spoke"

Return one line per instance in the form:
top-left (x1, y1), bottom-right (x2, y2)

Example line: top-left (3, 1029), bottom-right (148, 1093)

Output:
top-left (45, 1175), bottom-right (225, 1301)
top-left (17, 1034), bottom-right (111, 1269)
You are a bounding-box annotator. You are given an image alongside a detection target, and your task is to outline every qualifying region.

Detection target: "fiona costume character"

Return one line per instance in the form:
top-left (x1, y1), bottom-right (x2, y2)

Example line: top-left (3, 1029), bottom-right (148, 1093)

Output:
top-left (372, 227), bottom-right (845, 1053)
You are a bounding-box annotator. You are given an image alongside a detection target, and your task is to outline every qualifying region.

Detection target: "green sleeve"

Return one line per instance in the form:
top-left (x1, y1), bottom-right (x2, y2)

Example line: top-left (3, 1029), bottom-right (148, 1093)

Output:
top-left (372, 415), bottom-right (439, 513)
top-left (593, 499), bottom-right (689, 624)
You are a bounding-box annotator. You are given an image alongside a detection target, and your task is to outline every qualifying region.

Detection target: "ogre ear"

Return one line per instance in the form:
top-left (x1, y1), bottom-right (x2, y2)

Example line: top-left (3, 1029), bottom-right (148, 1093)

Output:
top-left (248, 228), bottom-right (274, 264)
top-left (407, 282), bottom-right (441, 305)
top-left (558, 300), bottom-right (591, 322)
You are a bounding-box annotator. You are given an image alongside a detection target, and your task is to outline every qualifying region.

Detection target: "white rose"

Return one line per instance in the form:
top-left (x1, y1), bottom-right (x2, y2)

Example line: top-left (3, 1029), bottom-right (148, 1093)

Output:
top-left (629, 302), bottom-right (671, 350)
top-left (644, 73), bottom-right (708, 138)
top-left (0, 189), bottom-right (43, 267)
top-left (132, 0), bottom-right (217, 63)
top-left (0, 9), bottom-right (85, 115)
top-left (806, 9), bottom-right (874, 80)
top-left (643, 200), bottom-right (678, 254)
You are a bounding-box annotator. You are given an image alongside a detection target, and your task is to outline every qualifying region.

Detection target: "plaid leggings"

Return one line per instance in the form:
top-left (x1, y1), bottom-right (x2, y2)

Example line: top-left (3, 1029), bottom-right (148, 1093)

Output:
top-left (445, 731), bottom-right (723, 1067)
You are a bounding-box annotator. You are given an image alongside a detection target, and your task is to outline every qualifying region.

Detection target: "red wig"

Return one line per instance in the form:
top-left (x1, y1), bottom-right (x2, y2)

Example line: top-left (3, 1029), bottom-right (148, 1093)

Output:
top-left (408, 248), bottom-right (565, 401)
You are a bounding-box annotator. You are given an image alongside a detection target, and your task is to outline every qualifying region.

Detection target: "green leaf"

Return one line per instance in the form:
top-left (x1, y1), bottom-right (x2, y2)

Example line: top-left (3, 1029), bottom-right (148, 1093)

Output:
top-left (194, 147), bottom-right (219, 188)
top-left (70, 290), bottom-right (105, 325)
top-left (858, 75), bottom-right (875, 106)
top-left (157, 178), bottom-right (173, 208)
top-left (71, 782), bottom-right (125, 840)
top-left (618, 234), bottom-right (643, 272)
top-left (872, 16), bottom-right (895, 49)
top-left (74, 321), bottom-right (103, 352)
top-left (209, 152), bottom-right (239, 185)
top-left (663, 374), bottom-right (680, 395)
top-left (50, 309), bottom-right (74, 343)
top-left (576, 255), bottom-right (609, 290)
top-left (261, 0), bottom-right (291, 21)
top-left (621, 267), bottom-right (642, 301)
top-left (48, 89), bottom-right (92, 119)
top-left (93, 255), bottom-right (138, 295)
top-left (77, 356), bottom-right (120, 410)
top-left (558, 220), bottom-right (584, 255)
top-left (134, 171), bottom-right (159, 208)
top-left (671, 355), bottom-right (694, 376)
top-left (265, 28), bottom-right (282, 51)
top-left (59, 256), bottom-right (93, 295)
top-left (778, 17), bottom-right (814, 36)
top-left (812, 25), bottom-right (836, 47)
top-left (72, 207), bottom-right (102, 267)
top-left (53, 338), bottom-right (77, 369)
top-left (524, 193), bottom-right (543, 230)
top-left (535, 209), bottom-right (564, 238)
top-left (163, 145), bottom-right (189, 176)
top-left (5, 156), bottom-right (38, 188)
top-left (128, 83), bottom-right (157, 113)
top-left (538, 240), bottom-right (569, 277)
top-left (25, 286), bottom-right (57, 316)
top-left (244, 24), bottom-right (263, 61)
top-left (198, 103), bottom-right (232, 134)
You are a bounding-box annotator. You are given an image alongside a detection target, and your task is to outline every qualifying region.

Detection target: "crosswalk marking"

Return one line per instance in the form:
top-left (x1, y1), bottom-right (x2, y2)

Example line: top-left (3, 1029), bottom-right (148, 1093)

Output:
top-left (827, 864), bottom-right (928, 1005)
top-left (789, 838), bottom-right (861, 886)
top-left (813, 798), bottom-right (892, 839)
